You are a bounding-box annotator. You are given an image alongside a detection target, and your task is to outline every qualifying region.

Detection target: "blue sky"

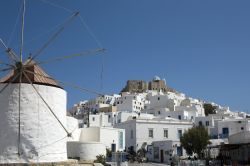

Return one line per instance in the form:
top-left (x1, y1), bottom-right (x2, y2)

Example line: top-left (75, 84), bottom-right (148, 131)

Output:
top-left (0, 0), bottom-right (249, 112)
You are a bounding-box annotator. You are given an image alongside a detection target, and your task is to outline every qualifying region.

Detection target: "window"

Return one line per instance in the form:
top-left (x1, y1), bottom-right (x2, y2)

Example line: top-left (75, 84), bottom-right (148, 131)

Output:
top-left (158, 111), bottom-right (161, 115)
top-left (178, 115), bottom-right (181, 120)
top-left (158, 97), bottom-right (160, 101)
top-left (164, 129), bottom-right (168, 138)
top-left (178, 129), bottom-right (182, 139)
top-left (149, 129), bottom-right (154, 138)
top-left (108, 117), bottom-right (111, 123)
top-left (130, 130), bottom-right (133, 139)
top-left (241, 127), bottom-right (244, 130)
top-left (119, 132), bottom-right (124, 149)
top-left (92, 117), bottom-right (95, 121)
top-left (199, 121), bottom-right (202, 126)
top-left (205, 121), bottom-right (209, 126)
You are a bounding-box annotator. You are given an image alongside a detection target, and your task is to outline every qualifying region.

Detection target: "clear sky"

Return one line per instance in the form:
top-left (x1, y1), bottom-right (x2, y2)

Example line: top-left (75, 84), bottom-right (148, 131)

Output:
top-left (0, 0), bottom-right (249, 112)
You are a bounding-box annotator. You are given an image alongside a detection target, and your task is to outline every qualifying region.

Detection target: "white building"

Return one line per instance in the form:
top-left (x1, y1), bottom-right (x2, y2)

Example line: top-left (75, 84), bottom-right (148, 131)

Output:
top-left (69, 100), bottom-right (88, 118)
top-left (115, 93), bottom-right (145, 113)
top-left (217, 118), bottom-right (250, 139)
top-left (80, 127), bottom-right (125, 151)
top-left (114, 117), bottom-right (193, 152)
top-left (88, 113), bottom-right (114, 127)
top-left (67, 126), bottom-right (125, 161)
top-left (145, 108), bottom-right (198, 121)
top-left (195, 115), bottom-right (250, 140)
top-left (144, 91), bottom-right (204, 117)
top-left (87, 111), bottom-right (155, 128)
top-left (195, 116), bottom-right (215, 136)
top-left (145, 92), bottom-right (178, 111)
top-left (147, 140), bottom-right (188, 164)
top-left (70, 94), bottom-right (121, 117)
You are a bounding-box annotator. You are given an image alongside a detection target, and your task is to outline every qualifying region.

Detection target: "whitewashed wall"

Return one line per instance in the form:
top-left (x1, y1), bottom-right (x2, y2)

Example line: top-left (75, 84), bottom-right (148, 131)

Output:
top-left (78, 127), bottom-right (125, 152)
top-left (67, 141), bottom-right (106, 161)
top-left (0, 83), bottom-right (67, 163)
top-left (147, 140), bottom-right (188, 164)
top-left (80, 127), bottom-right (100, 142)
top-left (218, 119), bottom-right (250, 137)
top-left (114, 120), bottom-right (137, 151)
top-left (115, 119), bottom-right (193, 151)
top-left (229, 131), bottom-right (250, 144)
top-left (67, 116), bottom-right (81, 141)
top-left (100, 127), bottom-right (125, 151)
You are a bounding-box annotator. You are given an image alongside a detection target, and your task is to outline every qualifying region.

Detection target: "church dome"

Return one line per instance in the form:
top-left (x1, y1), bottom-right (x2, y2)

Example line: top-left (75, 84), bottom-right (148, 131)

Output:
top-left (153, 75), bottom-right (161, 81)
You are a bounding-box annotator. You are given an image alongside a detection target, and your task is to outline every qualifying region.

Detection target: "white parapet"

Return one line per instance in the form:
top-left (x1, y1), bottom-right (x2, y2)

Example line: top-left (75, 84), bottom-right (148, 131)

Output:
top-left (0, 83), bottom-right (67, 163)
top-left (67, 141), bottom-right (106, 161)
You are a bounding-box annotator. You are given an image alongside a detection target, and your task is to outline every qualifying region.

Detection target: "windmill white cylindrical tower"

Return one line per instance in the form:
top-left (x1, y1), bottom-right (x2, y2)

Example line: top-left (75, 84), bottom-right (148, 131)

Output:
top-left (0, 61), bottom-right (68, 163)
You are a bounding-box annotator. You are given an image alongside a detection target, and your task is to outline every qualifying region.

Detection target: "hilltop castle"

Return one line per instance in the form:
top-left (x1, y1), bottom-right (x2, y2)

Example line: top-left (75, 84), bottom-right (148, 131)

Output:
top-left (121, 76), bottom-right (176, 93)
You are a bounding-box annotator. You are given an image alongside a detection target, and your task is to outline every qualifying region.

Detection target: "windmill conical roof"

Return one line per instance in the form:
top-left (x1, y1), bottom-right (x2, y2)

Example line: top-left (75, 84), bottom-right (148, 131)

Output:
top-left (0, 59), bottom-right (62, 88)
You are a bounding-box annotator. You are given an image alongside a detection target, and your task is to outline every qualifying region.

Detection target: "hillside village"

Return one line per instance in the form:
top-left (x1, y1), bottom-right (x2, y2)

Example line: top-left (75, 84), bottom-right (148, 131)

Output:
top-left (1, 0), bottom-right (250, 165)
top-left (68, 76), bottom-right (250, 164)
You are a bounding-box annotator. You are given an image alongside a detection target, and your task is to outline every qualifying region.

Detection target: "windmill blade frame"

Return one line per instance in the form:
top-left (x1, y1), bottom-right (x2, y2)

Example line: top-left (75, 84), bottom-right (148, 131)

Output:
top-left (32, 48), bottom-right (106, 66)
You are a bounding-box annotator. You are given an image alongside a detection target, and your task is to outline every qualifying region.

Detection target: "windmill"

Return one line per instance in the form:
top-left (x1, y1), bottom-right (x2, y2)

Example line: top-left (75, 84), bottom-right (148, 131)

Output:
top-left (0, 0), bottom-right (105, 163)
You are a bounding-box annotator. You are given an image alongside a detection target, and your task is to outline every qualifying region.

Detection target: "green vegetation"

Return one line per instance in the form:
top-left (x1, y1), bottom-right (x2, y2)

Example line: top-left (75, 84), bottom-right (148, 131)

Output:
top-left (94, 155), bottom-right (107, 165)
top-left (106, 148), bottom-right (112, 158)
top-left (180, 126), bottom-right (210, 159)
top-left (203, 103), bottom-right (217, 116)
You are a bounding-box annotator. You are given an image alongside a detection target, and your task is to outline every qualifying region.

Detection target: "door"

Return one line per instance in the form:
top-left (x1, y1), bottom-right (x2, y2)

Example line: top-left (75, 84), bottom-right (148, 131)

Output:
top-left (177, 146), bottom-right (183, 156)
top-left (222, 127), bottom-right (229, 138)
top-left (111, 143), bottom-right (116, 152)
top-left (160, 150), bottom-right (164, 163)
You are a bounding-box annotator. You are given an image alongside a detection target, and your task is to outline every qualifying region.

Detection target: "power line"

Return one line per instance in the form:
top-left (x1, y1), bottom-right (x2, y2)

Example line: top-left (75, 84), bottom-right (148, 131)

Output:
top-left (33, 48), bottom-right (105, 65)
top-left (24, 70), bottom-right (104, 96)
top-left (7, 1), bottom-right (23, 46)
top-left (38, 0), bottom-right (73, 13)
